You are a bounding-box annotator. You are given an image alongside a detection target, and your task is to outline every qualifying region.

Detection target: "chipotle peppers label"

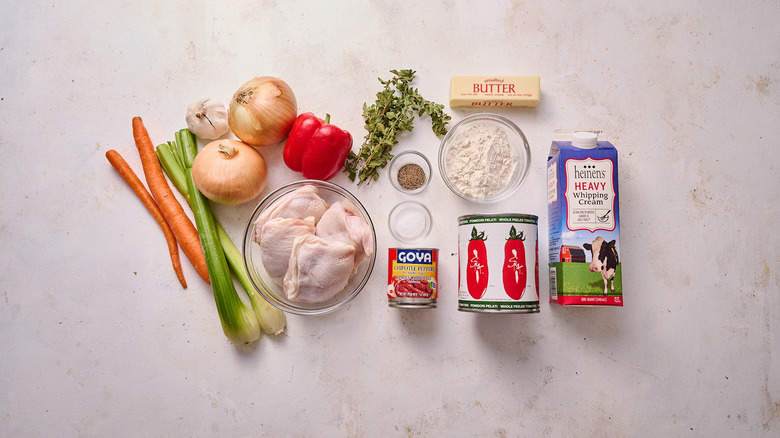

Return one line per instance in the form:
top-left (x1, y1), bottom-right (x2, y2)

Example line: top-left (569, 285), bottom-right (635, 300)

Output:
top-left (388, 248), bottom-right (438, 300)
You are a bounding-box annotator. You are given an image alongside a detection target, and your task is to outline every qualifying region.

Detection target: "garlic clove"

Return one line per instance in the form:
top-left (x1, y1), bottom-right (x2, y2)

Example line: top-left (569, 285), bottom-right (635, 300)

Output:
top-left (185, 98), bottom-right (230, 140)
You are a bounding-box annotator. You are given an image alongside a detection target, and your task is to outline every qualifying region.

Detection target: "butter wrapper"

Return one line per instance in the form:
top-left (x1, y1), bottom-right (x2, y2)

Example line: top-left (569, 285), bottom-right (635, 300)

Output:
top-left (449, 76), bottom-right (540, 108)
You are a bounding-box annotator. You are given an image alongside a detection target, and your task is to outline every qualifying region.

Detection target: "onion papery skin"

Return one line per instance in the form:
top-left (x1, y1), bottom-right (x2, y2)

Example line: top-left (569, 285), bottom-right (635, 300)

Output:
top-left (192, 139), bottom-right (268, 205)
top-left (228, 76), bottom-right (298, 147)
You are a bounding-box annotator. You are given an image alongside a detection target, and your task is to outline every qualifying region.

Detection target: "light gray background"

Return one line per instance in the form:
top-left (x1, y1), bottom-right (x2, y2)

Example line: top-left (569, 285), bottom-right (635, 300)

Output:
top-left (2, 1), bottom-right (778, 436)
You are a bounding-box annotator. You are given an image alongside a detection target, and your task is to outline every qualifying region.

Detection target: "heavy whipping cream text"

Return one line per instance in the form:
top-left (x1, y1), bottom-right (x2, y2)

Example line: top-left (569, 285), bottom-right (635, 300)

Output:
top-left (565, 158), bottom-right (615, 231)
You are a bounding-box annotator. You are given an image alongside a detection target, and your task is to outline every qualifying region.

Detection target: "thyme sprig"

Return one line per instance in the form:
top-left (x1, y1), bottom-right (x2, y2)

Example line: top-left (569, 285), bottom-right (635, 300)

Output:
top-left (343, 69), bottom-right (450, 184)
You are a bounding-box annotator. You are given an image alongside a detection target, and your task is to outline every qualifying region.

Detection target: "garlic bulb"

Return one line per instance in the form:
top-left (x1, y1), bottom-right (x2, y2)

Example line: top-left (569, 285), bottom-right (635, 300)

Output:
top-left (185, 98), bottom-right (230, 140)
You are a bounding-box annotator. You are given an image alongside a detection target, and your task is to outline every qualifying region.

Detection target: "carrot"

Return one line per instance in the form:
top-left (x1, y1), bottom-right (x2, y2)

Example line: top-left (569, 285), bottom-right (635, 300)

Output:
top-left (106, 149), bottom-right (188, 288)
top-left (132, 116), bottom-right (210, 284)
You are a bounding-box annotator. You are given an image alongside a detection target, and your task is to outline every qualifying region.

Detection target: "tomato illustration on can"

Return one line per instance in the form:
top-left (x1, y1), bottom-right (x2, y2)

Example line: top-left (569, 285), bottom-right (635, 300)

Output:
top-left (502, 226), bottom-right (527, 300)
top-left (466, 226), bottom-right (488, 299)
top-left (535, 240), bottom-right (540, 296)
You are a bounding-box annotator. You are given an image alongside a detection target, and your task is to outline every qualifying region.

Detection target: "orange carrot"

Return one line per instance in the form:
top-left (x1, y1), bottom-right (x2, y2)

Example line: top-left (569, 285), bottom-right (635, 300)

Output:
top-left (132, 116), bottom-right (210, 284)
top-left (106, 149), bottom-right (188, 288)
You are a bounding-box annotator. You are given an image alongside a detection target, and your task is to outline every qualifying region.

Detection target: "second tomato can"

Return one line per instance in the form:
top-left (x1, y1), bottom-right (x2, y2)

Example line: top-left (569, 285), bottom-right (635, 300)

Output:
top-left (458, 214), bottom-right (540, 313)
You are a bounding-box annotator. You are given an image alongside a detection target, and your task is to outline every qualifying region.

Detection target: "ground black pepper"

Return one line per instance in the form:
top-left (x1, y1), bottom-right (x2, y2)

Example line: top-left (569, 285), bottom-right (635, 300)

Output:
top-left (397, 163), bottom-right (426, 190)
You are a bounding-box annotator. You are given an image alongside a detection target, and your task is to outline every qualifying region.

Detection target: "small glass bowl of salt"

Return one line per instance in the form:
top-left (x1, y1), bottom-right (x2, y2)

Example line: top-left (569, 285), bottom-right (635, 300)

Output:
top-left (388, 201), bottom-right (432, 244)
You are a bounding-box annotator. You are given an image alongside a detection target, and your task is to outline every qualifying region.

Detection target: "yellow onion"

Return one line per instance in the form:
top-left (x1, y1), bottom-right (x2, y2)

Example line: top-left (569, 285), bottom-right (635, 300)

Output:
top-left (192, 139), bottom-right (268, 205)
top-left (228, 76), bottom-right (298, 147)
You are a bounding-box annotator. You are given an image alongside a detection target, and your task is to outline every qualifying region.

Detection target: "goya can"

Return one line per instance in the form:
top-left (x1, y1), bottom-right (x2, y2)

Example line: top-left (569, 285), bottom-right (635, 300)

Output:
top-left (388, 248), bottom-right (438, 308)
top-left (458, 214), bottom-right (539, 313)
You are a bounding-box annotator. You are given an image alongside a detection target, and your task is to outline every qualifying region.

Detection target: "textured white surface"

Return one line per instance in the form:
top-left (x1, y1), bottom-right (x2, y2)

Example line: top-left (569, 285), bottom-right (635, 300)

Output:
top-left (1, 1), bottom-right (779, 436)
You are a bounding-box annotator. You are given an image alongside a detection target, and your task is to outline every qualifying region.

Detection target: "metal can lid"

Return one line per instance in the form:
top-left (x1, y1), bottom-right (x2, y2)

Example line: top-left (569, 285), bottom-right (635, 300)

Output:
top-left (389, 247), bottom-right (439, 252)
top-left (458, 213), bottom-right (538, 225)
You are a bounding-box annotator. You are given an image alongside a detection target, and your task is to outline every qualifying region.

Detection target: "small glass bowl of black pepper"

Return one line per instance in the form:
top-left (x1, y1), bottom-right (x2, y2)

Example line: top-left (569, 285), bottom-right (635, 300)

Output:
top-left (388, 150), bottom-right (431, 194)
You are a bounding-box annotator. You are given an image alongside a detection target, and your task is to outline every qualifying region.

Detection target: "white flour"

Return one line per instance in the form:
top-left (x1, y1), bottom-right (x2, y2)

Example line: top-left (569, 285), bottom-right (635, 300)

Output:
top-left (445, 123), bottom-right (516, 198)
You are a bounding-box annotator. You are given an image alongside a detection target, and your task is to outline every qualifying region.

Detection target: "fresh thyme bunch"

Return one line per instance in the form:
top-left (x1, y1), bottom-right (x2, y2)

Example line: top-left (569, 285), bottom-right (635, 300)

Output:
top-left (343, 69), bottom-right (450, 184)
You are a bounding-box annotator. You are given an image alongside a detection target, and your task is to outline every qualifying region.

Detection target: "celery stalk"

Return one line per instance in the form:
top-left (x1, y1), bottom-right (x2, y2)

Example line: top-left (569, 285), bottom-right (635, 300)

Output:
top-left (219, 227), bottom-right (286, 335)
top-left (156, 142), bottom-right (187, 195)
top-left (156, 132), bottom-right (286, 336)
top-left (178, 130), bottom-right (261, 345)
top-left (187, 170), bottom-right (261, 344)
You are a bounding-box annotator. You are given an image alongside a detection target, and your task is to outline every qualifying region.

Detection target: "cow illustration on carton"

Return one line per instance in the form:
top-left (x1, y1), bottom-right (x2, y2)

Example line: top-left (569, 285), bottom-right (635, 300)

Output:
top-left (583, 236), bottom-right (618, 296)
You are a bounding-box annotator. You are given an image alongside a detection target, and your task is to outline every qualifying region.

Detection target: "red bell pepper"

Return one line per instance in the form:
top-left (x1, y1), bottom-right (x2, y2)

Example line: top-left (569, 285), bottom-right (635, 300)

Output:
top-left (502, 225), bottom-right (527, 300)
top-left (283, 112), bottom-right (353, 181)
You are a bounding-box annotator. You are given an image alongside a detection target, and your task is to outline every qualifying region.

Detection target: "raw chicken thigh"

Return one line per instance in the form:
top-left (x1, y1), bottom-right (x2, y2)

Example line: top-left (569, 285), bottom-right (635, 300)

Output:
top-left (252, 184), bottom-right (375, 304)
top-left (253, 184), bottom-right (329, 230)
top-left (316, 200), bottom-right (375, 270)
top-left (283, 235), bottom-right (356, 303)
top-left (255, 216), bottom-right (316, 286)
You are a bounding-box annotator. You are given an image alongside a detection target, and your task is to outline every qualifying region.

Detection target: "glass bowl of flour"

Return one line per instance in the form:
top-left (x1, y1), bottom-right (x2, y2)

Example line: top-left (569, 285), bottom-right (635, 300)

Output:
top-left (438, 113), bottom-right (531, 203)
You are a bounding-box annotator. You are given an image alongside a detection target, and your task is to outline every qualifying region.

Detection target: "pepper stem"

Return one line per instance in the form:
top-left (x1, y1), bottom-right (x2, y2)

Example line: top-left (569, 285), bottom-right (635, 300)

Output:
top-left (324, 114), bottom-right (331, 124)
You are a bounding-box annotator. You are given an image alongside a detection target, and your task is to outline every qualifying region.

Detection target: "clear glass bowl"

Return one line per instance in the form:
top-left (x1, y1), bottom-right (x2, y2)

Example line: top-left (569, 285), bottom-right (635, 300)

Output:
top-left (242, 180), bottom-right (377, 316)
top-left (388, 201), bottom-right (432, 244)
top-left (388, 150), bottom-right (432, 194)
top-left (438, 113), bottom-right (531, 203)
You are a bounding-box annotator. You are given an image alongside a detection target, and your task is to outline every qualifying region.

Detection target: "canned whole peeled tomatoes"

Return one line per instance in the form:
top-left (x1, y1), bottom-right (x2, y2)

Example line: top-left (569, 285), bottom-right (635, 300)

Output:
top-left (458, 214), bottom-right (539, 313)
top-left (388, 248), bottom-right (438, 308)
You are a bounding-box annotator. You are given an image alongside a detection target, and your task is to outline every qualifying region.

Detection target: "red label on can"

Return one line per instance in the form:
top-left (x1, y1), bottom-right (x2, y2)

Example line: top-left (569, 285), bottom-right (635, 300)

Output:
top-left (387, 248), bottom-right (438, 305)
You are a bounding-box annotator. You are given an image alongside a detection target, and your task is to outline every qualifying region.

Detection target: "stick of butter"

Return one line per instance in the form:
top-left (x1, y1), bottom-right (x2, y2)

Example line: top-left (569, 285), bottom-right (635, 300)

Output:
top-left (449, 76), bottom-right (540, 108)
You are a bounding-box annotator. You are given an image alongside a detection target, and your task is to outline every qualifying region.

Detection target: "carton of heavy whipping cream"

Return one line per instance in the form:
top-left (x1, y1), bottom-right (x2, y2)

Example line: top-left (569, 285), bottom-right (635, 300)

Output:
top-left (547, 131), bottom-right (623, 306)
top-left (449, 76), bottom-right (540, 108)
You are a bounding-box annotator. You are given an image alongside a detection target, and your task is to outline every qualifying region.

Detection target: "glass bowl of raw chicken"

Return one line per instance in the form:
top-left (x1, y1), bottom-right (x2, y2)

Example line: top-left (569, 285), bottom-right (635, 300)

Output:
top-left (242, 180), bottom-right (377, 316)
